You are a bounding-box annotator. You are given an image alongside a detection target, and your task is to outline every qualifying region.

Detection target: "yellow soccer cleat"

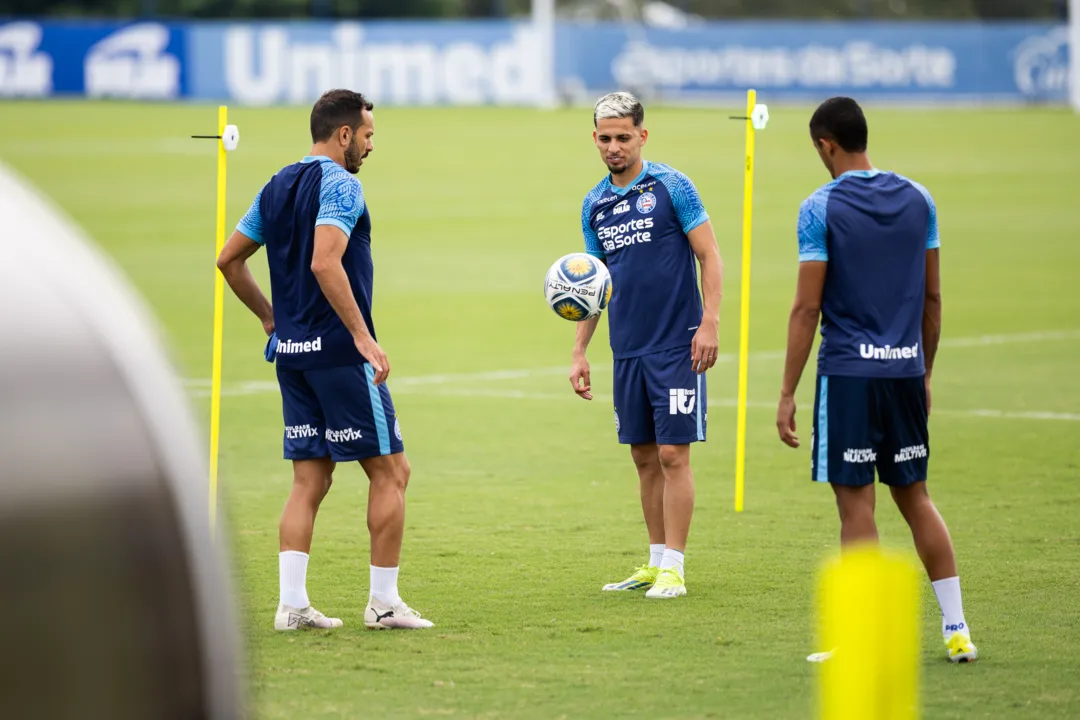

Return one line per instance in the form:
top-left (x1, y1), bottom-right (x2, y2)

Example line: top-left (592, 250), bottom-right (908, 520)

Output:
top-left (946, 631), bottom-right (978, 663)
top-left (602, 564), bottom-right (658, 592)
top-left (645, 567), bottom-right (686, 599)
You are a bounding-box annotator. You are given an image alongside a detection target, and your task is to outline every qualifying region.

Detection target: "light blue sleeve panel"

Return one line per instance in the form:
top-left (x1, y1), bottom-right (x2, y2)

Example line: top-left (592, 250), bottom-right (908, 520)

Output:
top-left (654, 164), bottom-right (709, 235)
top-left (236, 187), bottom-right (265, 245)
top-left (905, 177), bottom-right (940, 250)
top-left (316, 161), bottom-right (365, 237)
top-left (581, 187), bottom-right (605, 259)
top-left (797, 186), bottom-right (830, 262)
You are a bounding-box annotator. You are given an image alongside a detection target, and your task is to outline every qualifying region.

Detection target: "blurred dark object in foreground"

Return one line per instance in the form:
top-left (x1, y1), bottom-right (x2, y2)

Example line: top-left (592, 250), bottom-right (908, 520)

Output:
top-left (0, 161), bottom-right (244, 720)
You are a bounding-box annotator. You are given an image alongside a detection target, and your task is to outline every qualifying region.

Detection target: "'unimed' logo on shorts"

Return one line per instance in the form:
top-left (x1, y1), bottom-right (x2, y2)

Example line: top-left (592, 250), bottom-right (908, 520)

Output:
top-left (843, 448), bottom-right (876, 463)
top-left (326, 427), bottom-right (363, 443)
top-left (859, 342), bottom-right (919, 360)
top-left (894, 444), bottom-right (927, 463)
top-left (285, 424), bottom-right (319, 439)
top-left (668, 388), bottom-right (696, 415)
top-left (277, 336), bottom-right (323, 354)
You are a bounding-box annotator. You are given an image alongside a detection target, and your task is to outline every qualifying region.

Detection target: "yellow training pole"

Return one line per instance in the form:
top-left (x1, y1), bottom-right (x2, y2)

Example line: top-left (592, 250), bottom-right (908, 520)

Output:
top-left (208, 105), bottom-right (228, 535)
top-left (817, 546), bottom-right (921, 720)
top-left (734, 88), bottom-right (756, 513)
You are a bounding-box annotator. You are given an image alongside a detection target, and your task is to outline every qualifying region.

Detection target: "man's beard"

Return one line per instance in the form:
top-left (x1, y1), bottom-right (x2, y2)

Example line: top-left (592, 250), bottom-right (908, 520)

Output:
top-left (345, 142), bottom-right (365, 173)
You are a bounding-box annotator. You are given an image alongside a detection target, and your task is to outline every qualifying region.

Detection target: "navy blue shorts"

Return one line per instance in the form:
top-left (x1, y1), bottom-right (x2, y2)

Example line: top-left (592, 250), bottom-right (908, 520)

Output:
top-left (276, 362), bottom-right (404, 462)
top-left (811, 375), bottom-right (928, 487)
top-left (613, 345), bottom-right (706, 446)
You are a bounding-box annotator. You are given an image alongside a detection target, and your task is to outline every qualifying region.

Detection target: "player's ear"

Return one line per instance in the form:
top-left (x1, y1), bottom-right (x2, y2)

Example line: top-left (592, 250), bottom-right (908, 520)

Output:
top-left (339, 125), bottom-right (350, 147)
top-left (640, 127), bottom-right (648, 144)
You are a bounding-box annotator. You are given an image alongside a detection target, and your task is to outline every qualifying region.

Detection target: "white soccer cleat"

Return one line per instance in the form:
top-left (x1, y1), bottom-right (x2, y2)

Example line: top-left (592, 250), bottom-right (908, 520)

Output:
top-left (645, 567), bottom-right (687, 599)
top-left (274, 603), bottom-right (343, 631)
top-left (364, 596), bottom-right (434, 630)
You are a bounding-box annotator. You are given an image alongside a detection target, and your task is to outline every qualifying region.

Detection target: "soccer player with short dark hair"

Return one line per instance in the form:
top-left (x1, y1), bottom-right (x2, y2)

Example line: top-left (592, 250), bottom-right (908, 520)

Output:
top-left (216, 89), bottom-right (434, 631)
top-left (571, 91), bottom-right (724, 600)
top-left (777, 96), bottom-right (976, 662)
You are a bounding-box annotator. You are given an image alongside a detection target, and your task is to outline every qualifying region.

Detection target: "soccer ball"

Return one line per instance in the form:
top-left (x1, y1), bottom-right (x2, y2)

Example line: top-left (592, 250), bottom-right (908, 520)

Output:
top-left (544, 253), bottom-right (612, 322)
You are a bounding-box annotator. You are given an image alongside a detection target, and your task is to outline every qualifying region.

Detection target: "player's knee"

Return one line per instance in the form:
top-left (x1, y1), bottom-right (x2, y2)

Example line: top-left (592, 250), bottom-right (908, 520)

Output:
top-left (891, 481), bottom-right (931, 516)
top-left (295, 474), bottom-right (331, 500)
top-left (835, 496), bottom-right (874, 525)
top-left (630, 447), bottom-right (659, 473)
top-left (656, 444), bottom-right (688, 471)
top-left (369, 455), bottom-right (409, 493)
top-left (292, 462), bottom-right (333, 498)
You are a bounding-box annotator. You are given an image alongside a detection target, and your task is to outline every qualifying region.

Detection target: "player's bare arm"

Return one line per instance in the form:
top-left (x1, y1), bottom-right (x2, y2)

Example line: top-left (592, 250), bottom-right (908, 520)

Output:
top-left (570, 315), bottom-right (600, 400)
top-left (922, 248), bottom-right (942, 415)
top-left (217, 230), bottom-right (274, 335)
top-left (311, 224), bottom-right (390, 384)
top-left (777, 260), bottom-right (827, 448)
top-left (687, 220), bottom-right (723, 374)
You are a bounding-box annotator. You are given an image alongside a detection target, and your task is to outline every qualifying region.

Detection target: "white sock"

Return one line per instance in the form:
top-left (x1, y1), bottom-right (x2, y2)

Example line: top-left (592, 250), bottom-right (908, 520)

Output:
top-left (279, 551), bottom-right (310, 609)
top-left (659, 548), bottom-right (685, 575)
top-left (649, 544), bottom-right (665, 567)
top-left (370, 565), bottom-right (401, 606)
top-left (931, 576), bottom-right (969, 639)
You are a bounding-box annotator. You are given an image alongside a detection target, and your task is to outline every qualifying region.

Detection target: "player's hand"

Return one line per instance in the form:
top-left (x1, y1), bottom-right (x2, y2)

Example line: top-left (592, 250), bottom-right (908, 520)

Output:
top-left (262, 317), bottom-right (275, 336)
top-left (569, 354), bottom-right (592, 400)
top-left (354, 334), bottom-right (390, 385)
top-left (925, 375), bottom-right (932, 417)
top-left (691, 320), bottom-right (720, 374)
top-left (777, 393), bottom-right (799, 448)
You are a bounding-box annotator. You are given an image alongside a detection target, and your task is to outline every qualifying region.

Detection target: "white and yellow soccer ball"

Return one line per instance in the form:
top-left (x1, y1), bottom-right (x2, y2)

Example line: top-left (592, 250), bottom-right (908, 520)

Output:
top-left (544, 252), bottom-right (612, 322)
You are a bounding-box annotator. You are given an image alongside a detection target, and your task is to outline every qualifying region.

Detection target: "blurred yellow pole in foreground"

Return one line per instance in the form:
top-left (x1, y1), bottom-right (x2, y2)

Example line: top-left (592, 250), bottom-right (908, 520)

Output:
top-left (208, 105), bottom-right (229, 536)
top-left (817, 544), bottom-right (922, 720)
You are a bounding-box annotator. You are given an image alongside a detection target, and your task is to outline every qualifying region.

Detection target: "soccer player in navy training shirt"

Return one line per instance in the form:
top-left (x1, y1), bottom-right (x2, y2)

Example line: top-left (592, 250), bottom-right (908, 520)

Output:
top-left (571, 92), bottom-right (724, 600)
top-left (777, 97), bottom-right (976, 662)
top-left (216, 89), bottom-right (434, 631)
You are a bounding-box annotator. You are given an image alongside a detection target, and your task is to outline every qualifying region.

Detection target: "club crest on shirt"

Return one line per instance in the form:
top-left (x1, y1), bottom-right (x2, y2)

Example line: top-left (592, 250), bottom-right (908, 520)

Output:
top-left (636, 192), bottom-right (657, 214)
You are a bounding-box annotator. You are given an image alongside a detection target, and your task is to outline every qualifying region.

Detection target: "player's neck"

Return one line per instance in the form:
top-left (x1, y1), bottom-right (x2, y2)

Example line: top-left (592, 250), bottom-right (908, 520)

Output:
top-left (309, 143), bottom-right (345, 167)
top-left (609, 158), bottom-right (645, 188)
top-left (831, 153), bottom-right (874, 179)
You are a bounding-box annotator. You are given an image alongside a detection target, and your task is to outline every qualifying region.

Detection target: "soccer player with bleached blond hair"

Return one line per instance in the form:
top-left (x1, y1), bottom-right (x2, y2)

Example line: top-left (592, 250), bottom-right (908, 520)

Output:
top-left (570, 91), bottom-right (724, 600)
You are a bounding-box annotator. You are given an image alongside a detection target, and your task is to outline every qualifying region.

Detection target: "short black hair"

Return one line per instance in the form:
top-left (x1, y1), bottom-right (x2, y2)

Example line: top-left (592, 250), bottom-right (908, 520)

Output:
top-left (310, 89), bottom-right (374, 143)
top-left (809, 96), bottom-right (868, 153)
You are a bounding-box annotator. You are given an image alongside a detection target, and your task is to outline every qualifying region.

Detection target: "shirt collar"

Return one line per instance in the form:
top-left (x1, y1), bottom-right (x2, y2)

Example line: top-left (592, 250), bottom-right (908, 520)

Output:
top-left (607, 160), bottom-right (651, 196)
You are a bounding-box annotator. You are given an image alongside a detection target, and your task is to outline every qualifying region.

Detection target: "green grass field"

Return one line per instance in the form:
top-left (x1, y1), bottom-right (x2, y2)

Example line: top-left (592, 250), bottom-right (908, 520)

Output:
top-left (2, 101), bottom-right (1079, 719)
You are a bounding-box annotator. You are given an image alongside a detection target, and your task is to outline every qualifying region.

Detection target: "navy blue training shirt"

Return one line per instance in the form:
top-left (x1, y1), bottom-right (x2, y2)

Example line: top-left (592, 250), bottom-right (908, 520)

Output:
top-left (581, 161), bottom-right (710, 359)
top-left (236, 155), bottom-right (374, 371)
top-left (798, 169), bottom-right (940, 379)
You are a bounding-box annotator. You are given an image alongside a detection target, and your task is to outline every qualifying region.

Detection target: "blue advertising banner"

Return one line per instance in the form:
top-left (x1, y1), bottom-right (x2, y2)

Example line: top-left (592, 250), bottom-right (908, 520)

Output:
top-left (0, 18), bottom-right (1069, 105)
top-left (185, 20), bottom-right (543, 106)
top-left (0, 20), bottom-right (186, 99)
top-left (555, 21), bottom-right (1069, 103)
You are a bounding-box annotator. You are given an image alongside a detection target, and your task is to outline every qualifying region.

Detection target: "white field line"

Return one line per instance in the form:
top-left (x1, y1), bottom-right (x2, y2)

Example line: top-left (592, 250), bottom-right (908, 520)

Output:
top-left (181, 329), bottom-right (1080, 421)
